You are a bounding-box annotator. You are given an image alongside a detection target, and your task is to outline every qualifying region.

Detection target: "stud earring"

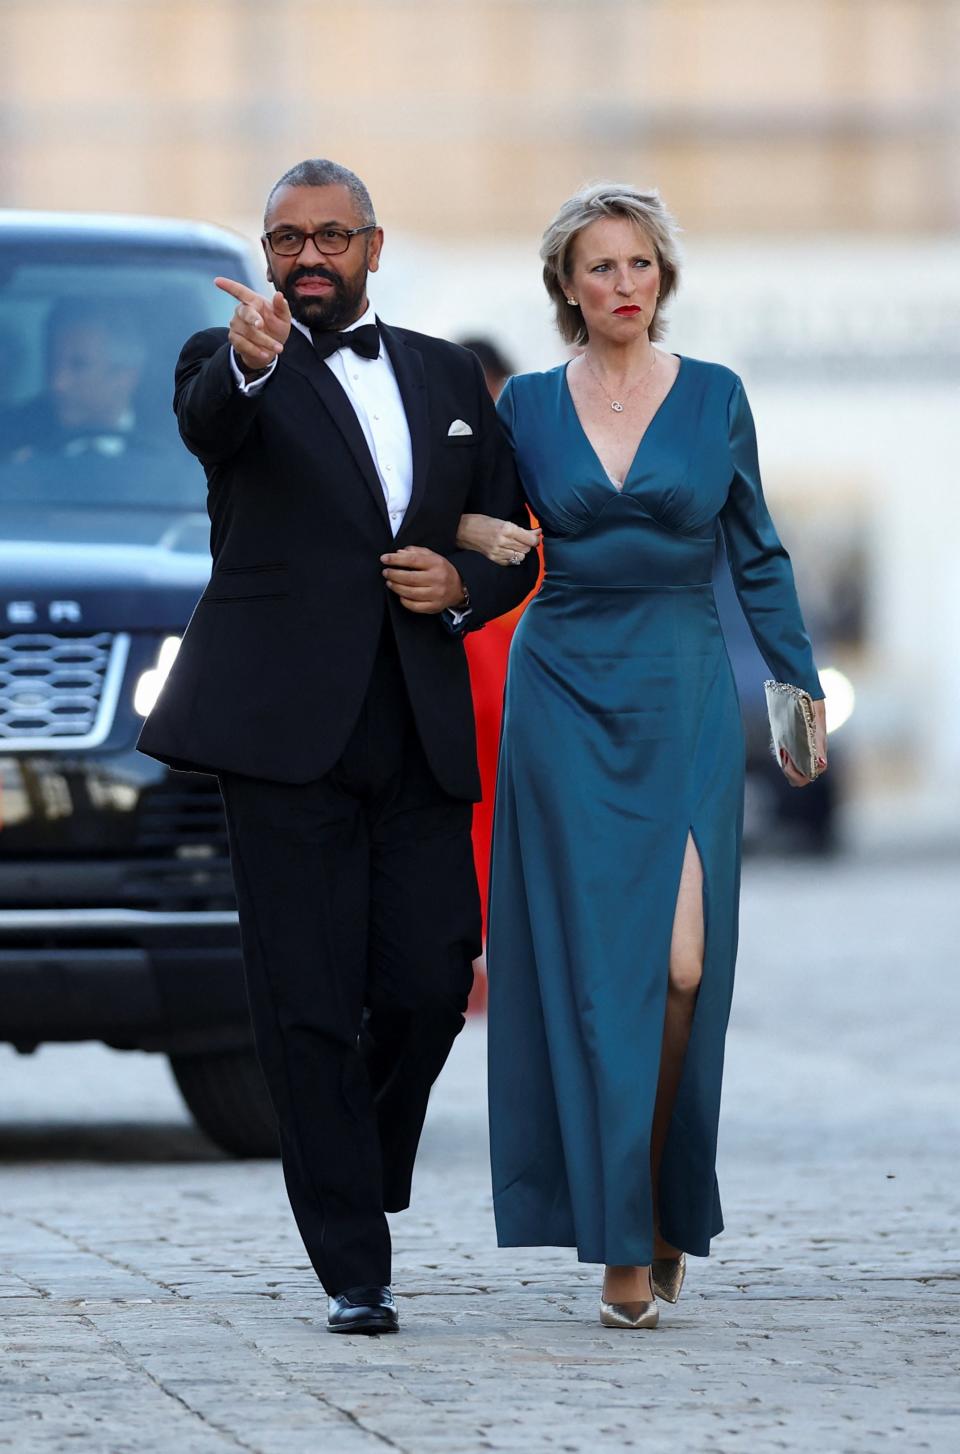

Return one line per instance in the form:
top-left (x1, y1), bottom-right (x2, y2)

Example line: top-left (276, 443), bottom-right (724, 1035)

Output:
top-left (567, 297), bottom-right (577, 306)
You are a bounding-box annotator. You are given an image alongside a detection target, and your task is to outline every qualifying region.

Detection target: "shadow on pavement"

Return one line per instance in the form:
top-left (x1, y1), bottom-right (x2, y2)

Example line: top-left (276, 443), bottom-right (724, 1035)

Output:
top-left (0, 1122), bottom-right (230, 1163)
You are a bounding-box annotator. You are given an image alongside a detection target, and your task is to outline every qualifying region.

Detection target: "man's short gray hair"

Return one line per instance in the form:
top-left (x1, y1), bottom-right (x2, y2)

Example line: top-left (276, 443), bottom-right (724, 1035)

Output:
top-left (540, 182), bottom-right (682, 346)
top-left (264, 159), bottom-right (376, 228)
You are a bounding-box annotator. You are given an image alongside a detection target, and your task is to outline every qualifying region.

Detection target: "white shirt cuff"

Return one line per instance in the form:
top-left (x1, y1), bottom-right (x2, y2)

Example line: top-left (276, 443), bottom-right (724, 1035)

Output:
top-left (230, 347), bottom-right (277, 396)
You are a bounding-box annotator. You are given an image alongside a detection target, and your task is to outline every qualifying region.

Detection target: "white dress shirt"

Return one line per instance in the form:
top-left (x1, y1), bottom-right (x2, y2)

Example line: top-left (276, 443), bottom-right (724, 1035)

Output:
top-left (230, 306), bottom-right (414, 536)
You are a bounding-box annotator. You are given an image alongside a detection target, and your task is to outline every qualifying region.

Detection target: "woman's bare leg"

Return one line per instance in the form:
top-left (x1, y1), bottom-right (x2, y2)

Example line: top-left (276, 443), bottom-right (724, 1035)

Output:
top-left (604, 834), bottom-right (704, 1296)
top-left (652, 832), bottom-right (704, 1259)
top-left (602, 1263), bottom-right (654, 1301)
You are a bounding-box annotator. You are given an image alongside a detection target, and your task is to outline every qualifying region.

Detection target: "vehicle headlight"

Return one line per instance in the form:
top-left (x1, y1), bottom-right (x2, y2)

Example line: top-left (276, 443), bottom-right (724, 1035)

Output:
top-left (819, 666), bottom-right (855, 734)
top-left (133, 636), bottom-right (181, 717)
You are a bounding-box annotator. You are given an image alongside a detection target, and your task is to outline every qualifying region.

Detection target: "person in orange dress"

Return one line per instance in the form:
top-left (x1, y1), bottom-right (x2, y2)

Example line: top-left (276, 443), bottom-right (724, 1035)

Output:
top-left (458, 338), bottom-right (542, 1003)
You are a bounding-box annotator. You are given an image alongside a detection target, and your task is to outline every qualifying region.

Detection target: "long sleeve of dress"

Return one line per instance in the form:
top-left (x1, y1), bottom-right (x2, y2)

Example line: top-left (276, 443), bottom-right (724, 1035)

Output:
top-left (720, 377), bottom-right (824, 700)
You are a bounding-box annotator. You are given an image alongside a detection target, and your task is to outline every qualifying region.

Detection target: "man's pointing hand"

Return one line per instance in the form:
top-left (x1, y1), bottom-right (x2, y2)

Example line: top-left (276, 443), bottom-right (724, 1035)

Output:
top-left (216, 277), bottom-right (292, 374)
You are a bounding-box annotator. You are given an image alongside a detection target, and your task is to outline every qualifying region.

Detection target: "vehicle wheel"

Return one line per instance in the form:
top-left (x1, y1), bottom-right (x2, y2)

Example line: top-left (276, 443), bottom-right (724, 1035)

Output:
top-left (169, 1048), bottom-right (279, 1158)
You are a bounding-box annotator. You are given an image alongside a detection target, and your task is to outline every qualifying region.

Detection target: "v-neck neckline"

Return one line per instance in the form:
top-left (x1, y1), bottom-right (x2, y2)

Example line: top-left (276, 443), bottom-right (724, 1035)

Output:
top-left (562, 354), bottom-right (685, 491)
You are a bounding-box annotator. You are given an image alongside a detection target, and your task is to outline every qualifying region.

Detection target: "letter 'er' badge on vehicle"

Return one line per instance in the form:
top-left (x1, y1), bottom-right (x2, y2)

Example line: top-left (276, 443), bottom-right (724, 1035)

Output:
top-left (447, 419), bottom-right (473, 437)
top-left (5, 601), bottom-right (82, 623)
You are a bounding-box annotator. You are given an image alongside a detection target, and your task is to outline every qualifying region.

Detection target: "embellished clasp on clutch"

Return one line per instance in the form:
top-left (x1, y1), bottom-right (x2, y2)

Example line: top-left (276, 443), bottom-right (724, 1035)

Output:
top-left (763, 680), bottom-right (822, 780)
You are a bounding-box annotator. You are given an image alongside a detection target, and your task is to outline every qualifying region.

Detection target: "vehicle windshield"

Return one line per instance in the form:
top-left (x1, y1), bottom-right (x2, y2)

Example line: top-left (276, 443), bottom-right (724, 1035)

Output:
top-left (0, 246), bottom-right (243, 510)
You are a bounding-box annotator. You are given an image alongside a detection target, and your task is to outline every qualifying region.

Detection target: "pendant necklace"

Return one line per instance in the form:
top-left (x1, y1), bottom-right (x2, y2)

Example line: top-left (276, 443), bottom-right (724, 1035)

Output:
top-left (585, 348), bottom-right (658, 413)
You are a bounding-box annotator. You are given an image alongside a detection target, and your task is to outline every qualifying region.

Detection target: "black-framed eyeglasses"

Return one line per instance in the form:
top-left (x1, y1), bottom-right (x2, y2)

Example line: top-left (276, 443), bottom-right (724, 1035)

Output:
top-left (261, 225), bottom-right (377, 258)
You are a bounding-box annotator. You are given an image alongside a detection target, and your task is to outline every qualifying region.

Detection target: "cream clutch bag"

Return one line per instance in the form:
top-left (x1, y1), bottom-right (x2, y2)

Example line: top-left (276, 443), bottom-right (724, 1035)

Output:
top-left (763, 680), bottom-right (822, 780)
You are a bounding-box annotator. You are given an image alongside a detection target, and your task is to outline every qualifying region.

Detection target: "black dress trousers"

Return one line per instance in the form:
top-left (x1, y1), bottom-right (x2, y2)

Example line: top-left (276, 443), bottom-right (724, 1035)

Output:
top-left (218, 623), bottom-right (480, 1295)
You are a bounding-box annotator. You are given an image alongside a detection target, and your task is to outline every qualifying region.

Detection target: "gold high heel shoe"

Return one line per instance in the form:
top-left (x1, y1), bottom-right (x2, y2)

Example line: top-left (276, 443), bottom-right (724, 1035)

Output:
top-left (599, 1296), bottom-right (659, 1329)
top-left (651, 1252), bottom-right (686, 1304)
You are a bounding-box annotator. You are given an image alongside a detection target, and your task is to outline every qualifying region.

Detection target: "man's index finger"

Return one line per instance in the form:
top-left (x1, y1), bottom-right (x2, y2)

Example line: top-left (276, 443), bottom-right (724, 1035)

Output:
top-left (215, 276), bottom-right (262, 307)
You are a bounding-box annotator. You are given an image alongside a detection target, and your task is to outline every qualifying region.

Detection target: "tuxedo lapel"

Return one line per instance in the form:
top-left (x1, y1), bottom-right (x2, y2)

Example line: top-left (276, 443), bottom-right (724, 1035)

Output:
top-left (281, 328), bottom-right (390, 528)
top-left (379, 323), bottom-right (431, 540)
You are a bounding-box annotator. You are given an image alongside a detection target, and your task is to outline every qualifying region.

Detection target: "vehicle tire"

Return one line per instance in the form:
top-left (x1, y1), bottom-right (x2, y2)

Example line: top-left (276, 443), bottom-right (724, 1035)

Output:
top-left (169, 1048), bottom-right (279, 1158)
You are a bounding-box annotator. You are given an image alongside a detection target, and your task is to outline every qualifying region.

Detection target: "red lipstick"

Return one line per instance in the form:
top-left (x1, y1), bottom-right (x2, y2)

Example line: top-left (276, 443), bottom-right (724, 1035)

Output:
top-left (613, 305), bottom-right (642, 316)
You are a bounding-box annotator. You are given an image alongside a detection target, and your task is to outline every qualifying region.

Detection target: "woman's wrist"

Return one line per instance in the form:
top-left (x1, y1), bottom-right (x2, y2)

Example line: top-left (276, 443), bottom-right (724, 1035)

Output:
top-left (456, 513), bottom-right (489, 552)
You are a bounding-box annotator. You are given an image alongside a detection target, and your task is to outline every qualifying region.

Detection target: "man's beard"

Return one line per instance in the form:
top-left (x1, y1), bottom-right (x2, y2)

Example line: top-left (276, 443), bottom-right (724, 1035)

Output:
top-left (281, 264), bottom-right (368, 331)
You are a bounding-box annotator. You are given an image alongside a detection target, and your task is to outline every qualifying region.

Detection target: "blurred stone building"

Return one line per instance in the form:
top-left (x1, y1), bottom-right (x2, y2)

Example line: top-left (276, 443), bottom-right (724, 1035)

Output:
top-left (1, 0), bottom-right (958, 239)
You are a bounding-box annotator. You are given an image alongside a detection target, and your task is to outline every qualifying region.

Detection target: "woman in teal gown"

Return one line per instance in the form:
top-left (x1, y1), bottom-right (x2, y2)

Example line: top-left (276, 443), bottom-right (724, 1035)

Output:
top-left (461, 183), bottom-right (828, 1328)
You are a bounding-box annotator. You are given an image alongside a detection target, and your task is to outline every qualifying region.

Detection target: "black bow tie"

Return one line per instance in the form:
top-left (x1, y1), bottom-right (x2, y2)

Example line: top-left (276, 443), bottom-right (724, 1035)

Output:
top-left (310, 323), bottom-right (380, 361)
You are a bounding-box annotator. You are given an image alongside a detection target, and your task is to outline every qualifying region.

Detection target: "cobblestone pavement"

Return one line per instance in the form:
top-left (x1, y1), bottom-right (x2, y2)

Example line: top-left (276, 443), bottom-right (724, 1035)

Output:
top-left (1, 855), bottom-right (957, 1454)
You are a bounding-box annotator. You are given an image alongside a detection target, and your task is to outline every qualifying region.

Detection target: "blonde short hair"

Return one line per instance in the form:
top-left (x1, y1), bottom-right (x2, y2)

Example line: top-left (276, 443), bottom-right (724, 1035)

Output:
top-left (540, 182), bottom-right (682, 346)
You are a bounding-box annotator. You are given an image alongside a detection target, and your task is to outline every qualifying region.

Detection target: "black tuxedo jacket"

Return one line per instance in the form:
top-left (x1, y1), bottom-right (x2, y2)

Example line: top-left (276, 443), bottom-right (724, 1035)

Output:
top-left (136, 322), bottom-right (537, 799)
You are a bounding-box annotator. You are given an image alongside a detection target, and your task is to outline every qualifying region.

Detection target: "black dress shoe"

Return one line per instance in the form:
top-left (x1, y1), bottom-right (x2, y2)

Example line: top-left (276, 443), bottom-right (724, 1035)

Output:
top-left (327, 1285), bottom-right (399, 1335)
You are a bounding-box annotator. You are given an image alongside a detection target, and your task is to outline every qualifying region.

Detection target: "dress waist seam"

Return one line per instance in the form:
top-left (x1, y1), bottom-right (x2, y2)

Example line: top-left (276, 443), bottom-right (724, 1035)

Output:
top-left (539, 580), bottom-right (713, 594)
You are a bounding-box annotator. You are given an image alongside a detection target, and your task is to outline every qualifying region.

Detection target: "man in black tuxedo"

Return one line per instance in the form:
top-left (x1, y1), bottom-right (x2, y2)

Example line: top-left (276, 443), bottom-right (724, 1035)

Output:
top-left (138, 158), bottom-right (537, 1333)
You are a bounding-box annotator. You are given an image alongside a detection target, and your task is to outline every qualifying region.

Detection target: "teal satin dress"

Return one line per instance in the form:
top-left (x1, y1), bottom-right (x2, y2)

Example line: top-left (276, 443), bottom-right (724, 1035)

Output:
top-left (486, 357), bottom-right (822, 1265)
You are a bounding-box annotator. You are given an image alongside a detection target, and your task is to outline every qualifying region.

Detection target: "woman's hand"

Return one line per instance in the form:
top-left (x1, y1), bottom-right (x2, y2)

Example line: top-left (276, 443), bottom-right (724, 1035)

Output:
top-left (780, 696), bottom-right (828, 788)
top-left (456, 513), bottom-right (541, 566)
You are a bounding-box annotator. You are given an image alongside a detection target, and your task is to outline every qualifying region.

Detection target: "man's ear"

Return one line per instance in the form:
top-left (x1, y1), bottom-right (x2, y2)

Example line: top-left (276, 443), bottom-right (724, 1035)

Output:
top-left (261, 239), bottom-right (274, 286)
top-left (366, 227), bottom-right (385, 275)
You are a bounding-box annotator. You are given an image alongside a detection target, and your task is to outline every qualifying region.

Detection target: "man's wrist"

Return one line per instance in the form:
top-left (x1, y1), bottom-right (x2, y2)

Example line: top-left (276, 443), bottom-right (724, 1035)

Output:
top-left (230, 347), bottom-right (277, 397)
top-left (238, 357), bottom-right (271, 381)
top-left (441, 562), bottom-right (469, 613)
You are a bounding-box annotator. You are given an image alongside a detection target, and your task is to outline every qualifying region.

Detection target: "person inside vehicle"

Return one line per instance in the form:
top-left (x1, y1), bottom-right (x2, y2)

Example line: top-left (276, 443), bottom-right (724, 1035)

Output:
top-left (2, 299), bottom-right (147, 462)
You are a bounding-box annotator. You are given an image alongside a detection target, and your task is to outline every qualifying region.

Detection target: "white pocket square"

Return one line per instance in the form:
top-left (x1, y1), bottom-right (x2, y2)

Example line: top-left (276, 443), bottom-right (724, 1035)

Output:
top-left (447, 419), bottom-right (473, 437)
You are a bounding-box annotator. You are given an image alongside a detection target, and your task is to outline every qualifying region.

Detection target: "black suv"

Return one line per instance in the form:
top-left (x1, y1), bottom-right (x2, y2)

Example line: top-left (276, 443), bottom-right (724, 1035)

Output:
top-left (0, 211), bottom-right (276, 1154)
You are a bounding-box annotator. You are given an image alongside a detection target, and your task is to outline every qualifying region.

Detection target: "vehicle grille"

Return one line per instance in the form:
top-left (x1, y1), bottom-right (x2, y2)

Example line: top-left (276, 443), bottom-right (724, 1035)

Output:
top-left (136, 777), bottom-right (230, 859)
top-left (0, 633), bottom-right (130, 749)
